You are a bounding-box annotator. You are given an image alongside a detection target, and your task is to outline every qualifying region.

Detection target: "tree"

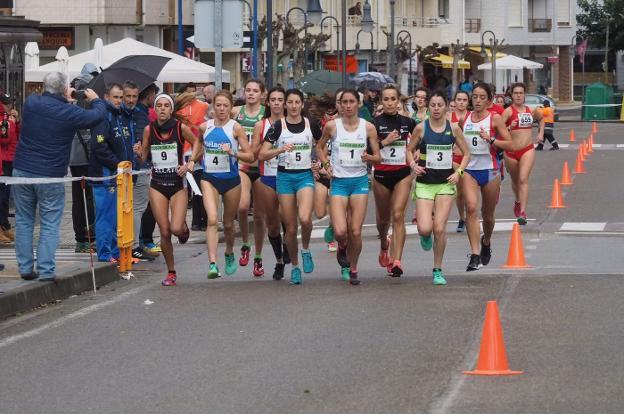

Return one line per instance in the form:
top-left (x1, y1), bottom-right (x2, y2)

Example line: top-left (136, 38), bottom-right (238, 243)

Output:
top-left (577, 0), bottom-right (624, 53)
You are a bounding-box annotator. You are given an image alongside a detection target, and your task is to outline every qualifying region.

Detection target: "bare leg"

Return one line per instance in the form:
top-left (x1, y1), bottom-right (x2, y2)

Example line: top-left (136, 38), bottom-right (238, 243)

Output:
top-left (149, 189), bottom-right (174, 271)
top-left (237, 171), bottom-right (252, 245)
top-left (480, 177), bottom-right (501, 245)
top-left (517, 149), bottom-right (536, 213)
top-left (279, 194), bottom-right (299, 266)
top-left (252, 179), bottom-right (266, 256)
top-left (297, 187), bottom-right (314, 250)
top-left (347, 194), bottom-right (368, 270)
top-left (462, 173), bottom-right (482, 255)
top-left (432, 195), bottom-right (454, 269)
top-left (201, 181), bottom-right (221, 263)
top-left (389, 175), bottom-right (412, 261)
top-left (222, 185), bottom-right (242, 255)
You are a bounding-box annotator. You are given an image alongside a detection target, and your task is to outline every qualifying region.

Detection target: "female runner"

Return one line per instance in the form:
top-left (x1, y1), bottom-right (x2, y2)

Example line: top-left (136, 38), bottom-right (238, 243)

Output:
top-left (200, 90), bottom-right (255, 278)
top-left (134, 93), bottom-right (202, 286)
top-left (449, 90), bottom-right (471, 232)
top-left (410, 87), bottom-right (430, 224)
top-left (258, 89), bottom-right (322, 285)
top-left (407, 91), bottom-right (470, 285)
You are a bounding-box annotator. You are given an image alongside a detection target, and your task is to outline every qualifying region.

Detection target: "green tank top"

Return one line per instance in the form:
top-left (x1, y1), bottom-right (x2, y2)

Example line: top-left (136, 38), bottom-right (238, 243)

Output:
top-left (236, 105), bottom-right (265, 170)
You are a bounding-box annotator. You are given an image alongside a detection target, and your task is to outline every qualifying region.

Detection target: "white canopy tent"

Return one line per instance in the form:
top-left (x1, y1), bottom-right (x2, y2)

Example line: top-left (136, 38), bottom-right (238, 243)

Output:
top-left (26, 37), bottom-right (230, 83)
top-left (478, 55), bottom-right (543, 93)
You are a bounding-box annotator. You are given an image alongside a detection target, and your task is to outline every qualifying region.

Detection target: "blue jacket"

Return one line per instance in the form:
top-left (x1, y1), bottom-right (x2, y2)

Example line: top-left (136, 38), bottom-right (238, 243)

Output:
top-left (122, 102), bottom-right (150, 170)
top-left (88, 101), bottom-right (134, 182)
top-left (14, 92), bottom-right (106, 177)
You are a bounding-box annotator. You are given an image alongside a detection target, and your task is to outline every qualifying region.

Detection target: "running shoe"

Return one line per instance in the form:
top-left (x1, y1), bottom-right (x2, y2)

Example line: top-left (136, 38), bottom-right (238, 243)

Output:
top-left (420, 234), bottom-right (433, 251)
top-left (466, 254), bottom-right (481, 271)
top-left (480, 236), bottom-right (492, 266)
top-left (282, 243), bottom-right (291, 264)
top-left (225, 253), bottom-right (237, 275)
top-left (207, 263), bottom-right (221, 279)
top-left (178, 222), bottom-right (190, 244)
top-left (337, 243), bottom-right (349, 268)
top-left (378, 236), bottom-right (391, 267)
top-left (456, 219), bottom-right (465, 233)
top-left (349, 271), bottom-right (360, 286)
top-left (132, 247), bottom-right (156, 262)
top-left (239, 244), bottom-right (251, 266)
top-left (517, 211), bottom-right (528, 226)
top-left (341, 267), bottom-right (350, 281)
top-left (253, 257), bottom-right (264, 277)
top-left (290, 267), bottom-right (302, 285)
top-left (324, 225), bottom-right (335, 243)
top-left (144, 242), bottom-right (161, 254)
top-left (513, 201), bottom-right (521, 218)
top-left (162, 271), bottom-right (177, 286)
top-left (327, 241), bottom-right (337, 252)
top-left (549, 146), bottom-right (559, 151)
top-left (390, 260), bottom-right (403, 278)
top-left (432, 268), bottom-right (447, 285)
top-left (273, 263), bottom-right (285, 280)
top-left (302, 251), bottom-right (314, 273)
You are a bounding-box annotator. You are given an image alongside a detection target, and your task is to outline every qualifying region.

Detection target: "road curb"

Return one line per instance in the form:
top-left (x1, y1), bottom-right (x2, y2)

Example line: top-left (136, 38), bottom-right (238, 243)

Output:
top-left (0, 263), bottom-right (119, 319)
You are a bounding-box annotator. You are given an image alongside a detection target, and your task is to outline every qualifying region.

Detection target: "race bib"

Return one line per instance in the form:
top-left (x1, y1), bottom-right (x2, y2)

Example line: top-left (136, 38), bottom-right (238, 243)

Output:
top-left (464, 132), bottom-right (491, 155)
top-left (425, 144), bottom-right (453, 169)
top-left (204, 147), bottom-right (230, 173)
top-left (381, 141), bottom-right (407, 165)
top-left (518, 112), bottom-right (533, 128)
top-left (151, 144), bottom-right (178, 170)
top-left (264, 146), bottom-right (279, 176)
top-left (338, 141), bottom-right (366, 167)
top-left (285, 144), bottom-right (311, 170)
top-left (244, 126), bottom-right (254, 143)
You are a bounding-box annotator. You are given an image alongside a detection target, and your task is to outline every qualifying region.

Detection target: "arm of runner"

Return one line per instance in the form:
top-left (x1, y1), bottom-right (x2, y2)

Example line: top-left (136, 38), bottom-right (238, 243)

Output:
top-left (232, 122), bottom-right (255, 163)
top-left (178, 123), bottom-right (202, 176)
top-left (362, 122), bottom-right (381, 164)
top-left (258, 120), bottom-right (288, 161)
top-left (407, 123), bottom-right (425, 176)
top-left (316, 120), bottom-right (334, 177)
top-left (448, 124), bottom-right (470, 185)
top-left (533, 107), bottom-right (545, 143)
top-left (251, 120), bottom-right (264, 158)
top-left (134, 125), bottom-right (150, 163)
top-left (230, 105), bottom-right (241, 120)
top-left (487, 114), bottom-right (515, 151)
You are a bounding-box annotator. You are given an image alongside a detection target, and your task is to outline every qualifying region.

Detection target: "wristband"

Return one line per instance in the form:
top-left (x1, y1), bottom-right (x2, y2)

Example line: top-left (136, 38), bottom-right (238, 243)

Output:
top-left (456, 168), bottom-right (464, 176)
top-left (379, 141), bottom-right (385, 149)
top-left (323, 161), bottom-right (330, 169)
top-left (489, 137), bottom-right (496, 144)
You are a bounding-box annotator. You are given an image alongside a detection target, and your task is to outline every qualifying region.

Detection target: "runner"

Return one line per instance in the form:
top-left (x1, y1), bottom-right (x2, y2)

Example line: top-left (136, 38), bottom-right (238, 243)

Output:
top-left (407, 91), bottom-right (470, 285)
top-left (200, 90), bottom-right (254, 278)
top-left (134, 93), bottom-right (202, 286)
top-left (450, 90), bottom-right (471, 233)
top-left (372, 85), bottom-right (416, 278)
top-left (410, 87), bottom-right (429, 224)
top-left (462, 83), bottom-right (514, 271)
top-left (251, 86), bottom-right (287, 279)
top-left (258, 88), bottom-right (322, 285)
top-left (317, 89), bottom-right (381, 285)
top-left (232, 79), bottom-right (266, 267)
top-left (502, 82), bottom-right (544, 225)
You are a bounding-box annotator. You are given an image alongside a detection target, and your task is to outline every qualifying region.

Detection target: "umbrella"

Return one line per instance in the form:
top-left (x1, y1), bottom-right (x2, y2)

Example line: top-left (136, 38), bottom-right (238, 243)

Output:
top-left (299, 70), bottom-right (344, 95)
top-left (93, 37), bottom-right (104, 69)
top-left (55, 46), bottom-right (70, 85)
top-left (89, 55), bottom-right (171, 96)
top-left (351, 72), bottom-right (394, 91)
top-left (24, 42), bottom-right (39, 70)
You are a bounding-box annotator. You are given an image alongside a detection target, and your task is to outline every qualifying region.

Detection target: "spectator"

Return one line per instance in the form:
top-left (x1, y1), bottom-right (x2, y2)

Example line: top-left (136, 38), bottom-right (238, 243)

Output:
top-left (89, 83), bottom-right (133, 263)
top-left (69, 70), bottom-right (97, 253)
top-left (0, 92), bottom-right (19, 244)
top-left (536, 100), bottom-right (559, 151)
top-left (358, 86), bottom-right (375, 117)
top-left (202, 84), bottom-right (216, 119)
top-left (459, 76), bottom-right (473, 94)
top-left (13, 71), bottom-right (105, 281)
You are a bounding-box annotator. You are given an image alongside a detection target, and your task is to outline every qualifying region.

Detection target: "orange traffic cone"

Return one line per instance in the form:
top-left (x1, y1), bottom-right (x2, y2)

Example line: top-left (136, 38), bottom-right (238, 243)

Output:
top-left (592, 121), bottom-right (598, 133)
top-left (590, 134), bottom-right (595, 148)
top-left (574, 153), bottom-right (586, 174)
top-left (569, 128), bottom-right (575, 142)
top-left (586, 139), bottom-right (593, 154)
top-left (549, 178), bottom-right (566, 209)
top-left (463, 301), bottom-right (523, 376)
top-left (503, 223), bottom-right (531, 269)
top-left (560, 161), bottom-right (572, 185)
top-left (579, 142), bottom-right (586, 161)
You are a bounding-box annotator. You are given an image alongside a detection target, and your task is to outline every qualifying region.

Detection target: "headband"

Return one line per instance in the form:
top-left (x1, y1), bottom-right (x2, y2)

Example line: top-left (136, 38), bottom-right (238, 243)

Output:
top-left (154, 93), bottom-right (174, 110)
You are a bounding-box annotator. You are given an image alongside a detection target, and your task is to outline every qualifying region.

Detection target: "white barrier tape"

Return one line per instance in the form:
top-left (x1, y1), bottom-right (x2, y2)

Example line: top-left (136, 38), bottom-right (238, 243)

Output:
top-left (0, 169), bottom-right (149, 185)
top-left (558, 103), bottom-right (623, 111)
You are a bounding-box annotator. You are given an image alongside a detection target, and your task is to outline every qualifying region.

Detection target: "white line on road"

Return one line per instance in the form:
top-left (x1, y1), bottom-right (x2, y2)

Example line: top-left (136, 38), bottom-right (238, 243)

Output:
top-left (0, 283), bottom-right (152, 350)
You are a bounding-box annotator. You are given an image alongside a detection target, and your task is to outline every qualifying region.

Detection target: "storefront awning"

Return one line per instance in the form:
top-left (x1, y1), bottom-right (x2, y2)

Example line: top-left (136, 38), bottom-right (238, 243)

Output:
top-left (468, 46), bottom-right (506, 59)
top-left (430, 53), bottom-right (470, 69)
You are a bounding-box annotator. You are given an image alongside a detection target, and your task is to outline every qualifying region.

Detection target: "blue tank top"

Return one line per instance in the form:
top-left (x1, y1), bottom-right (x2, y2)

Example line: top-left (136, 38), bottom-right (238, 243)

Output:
top-left (202, 119), bottom-right (239, 179)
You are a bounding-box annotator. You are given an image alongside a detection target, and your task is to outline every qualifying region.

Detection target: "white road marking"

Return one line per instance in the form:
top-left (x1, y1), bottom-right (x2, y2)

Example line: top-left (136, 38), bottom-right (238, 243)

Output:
top-left (0, 283), bottom-right (152, 349)
top-left (559, 222), bottom-right (606, 232)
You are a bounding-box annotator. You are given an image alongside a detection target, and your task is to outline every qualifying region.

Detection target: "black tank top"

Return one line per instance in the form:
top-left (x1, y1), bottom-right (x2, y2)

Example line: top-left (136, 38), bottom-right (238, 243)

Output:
top-left (149, 121), bottom-right (184, 187)
top-left (417, 120), bottom-right (456, 184)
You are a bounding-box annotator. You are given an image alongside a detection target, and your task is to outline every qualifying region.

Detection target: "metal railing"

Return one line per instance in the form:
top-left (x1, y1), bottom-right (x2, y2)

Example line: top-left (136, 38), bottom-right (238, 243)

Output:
top-left (528, 18), bottom-right (552, 32)
top-left (464, 18), bottom-right (481, 33)
top-left (392, 16), bottom-right (448, 27)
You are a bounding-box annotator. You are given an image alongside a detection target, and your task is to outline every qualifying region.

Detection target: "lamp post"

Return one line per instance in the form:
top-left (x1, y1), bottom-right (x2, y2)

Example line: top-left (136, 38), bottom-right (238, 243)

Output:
top-left (356, 29), bottom-right (374, 71)
top-left (266, 0), bottom-right (273, 88)
top-left (321, 16), bottom-right (340, 71)
top-left (287, 7), bottom-right (309, 77)
top-left (450, 39), bottom-right (468, 98)
top-left (341, 0), bottom-right (347, 87)
top-left (397, 30), bottom-right (412, 95)
top-left (389, 0), bottom-right (396, 80)
top-left (480, 30), bottom-right (504, 93)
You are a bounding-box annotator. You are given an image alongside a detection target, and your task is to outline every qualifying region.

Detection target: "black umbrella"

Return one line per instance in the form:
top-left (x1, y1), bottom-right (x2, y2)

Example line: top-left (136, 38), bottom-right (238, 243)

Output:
top-left (89, 55), bottom-right (171, 96)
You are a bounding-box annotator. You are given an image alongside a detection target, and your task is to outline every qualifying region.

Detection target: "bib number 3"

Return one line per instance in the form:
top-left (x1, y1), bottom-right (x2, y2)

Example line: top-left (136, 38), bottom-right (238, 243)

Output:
top-left (425, 144), bottom-right (452, 169)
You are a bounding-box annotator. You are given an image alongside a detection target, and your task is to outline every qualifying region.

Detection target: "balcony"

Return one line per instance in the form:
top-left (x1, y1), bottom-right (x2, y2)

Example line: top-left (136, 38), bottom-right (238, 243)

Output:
top-left (464, 18), bottom-right (480, 33)
top-left (392, 16), bottom-right (449, 27)
top-left (528, 18), bottom-right (552, 32)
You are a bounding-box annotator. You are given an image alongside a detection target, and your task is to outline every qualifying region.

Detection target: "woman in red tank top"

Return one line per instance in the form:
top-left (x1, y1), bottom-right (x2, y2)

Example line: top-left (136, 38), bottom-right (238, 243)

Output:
top-left (449, 90), bottom-right (471, 233)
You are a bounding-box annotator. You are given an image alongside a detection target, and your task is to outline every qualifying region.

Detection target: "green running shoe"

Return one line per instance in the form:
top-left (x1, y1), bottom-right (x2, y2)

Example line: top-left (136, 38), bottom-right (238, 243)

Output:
top-left (207, 263), bottom-right (221, 279)
top-left (432, 268), bottom-right (447, 286)
top-left (290, 267), bottom-right (302, 285)
top-left (341, 267), bottom-right (350, 281)
top-left (420, 234), bottom-right (433, 251)
top-left (225, 253), bottom-right (237, 275)
top-left (302, 251), bottom-right (314, 273)
top-left (324, 225), bottom-right (335, 243)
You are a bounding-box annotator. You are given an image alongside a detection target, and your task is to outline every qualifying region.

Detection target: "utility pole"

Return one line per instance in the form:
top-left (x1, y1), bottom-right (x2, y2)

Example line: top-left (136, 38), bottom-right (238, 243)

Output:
top-left (389, 0), bottom-right (396, 79)
top-left (215, 0), bottom-right (223, 89)
top-left (252, 0), bottom-right (258, 77)
top-left (341, 0), bottom-right (347, 87)
top-left (266, 0), bottom-right (273, 88)
top-left (177, 0), bottom-right (183, 55)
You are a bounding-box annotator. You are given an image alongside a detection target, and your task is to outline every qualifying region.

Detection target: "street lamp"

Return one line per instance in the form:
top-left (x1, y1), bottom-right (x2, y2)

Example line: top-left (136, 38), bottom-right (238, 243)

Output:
top-left (480, 30), bottom-right (504, 93)
top-left (389, 0), bottom-right (396, 80)
top-left (397, 30), bottom-right (412, 95)
top-left (356, 29), bottom-right (374, 72)
top-left (287, 7), bottom-right (309, 76)
top-left (361, 0), bottom-right (374, 33)
top-left (306, 0), bottom-right (323, 25)
top-left (321, 16), bottom-right (340, 70)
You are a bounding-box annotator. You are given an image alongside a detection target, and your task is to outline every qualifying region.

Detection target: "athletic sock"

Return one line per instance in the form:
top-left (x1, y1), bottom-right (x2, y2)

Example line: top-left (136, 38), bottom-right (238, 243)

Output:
top-left (268, 234), bottom-right (283, 260)
top-left (254, 253), bottom-right (262, 259)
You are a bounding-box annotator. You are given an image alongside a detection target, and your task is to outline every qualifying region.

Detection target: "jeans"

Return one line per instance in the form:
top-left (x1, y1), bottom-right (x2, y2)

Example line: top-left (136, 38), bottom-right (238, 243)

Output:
top-left (0, 160), bottom-right (13, 230)
top-left (12, 168), bottom-right (65, 278)
top-left (70, 165), bottom-right (95, 243)
top-left (93, 184), bottom-right (119, 261)
top-left (132, 171), bottom-right (150, 248)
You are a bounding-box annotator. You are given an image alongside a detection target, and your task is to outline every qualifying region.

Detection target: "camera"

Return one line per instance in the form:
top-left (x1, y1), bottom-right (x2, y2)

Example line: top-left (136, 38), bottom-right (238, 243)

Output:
top-left (71, 89), bottom-right (87, 100)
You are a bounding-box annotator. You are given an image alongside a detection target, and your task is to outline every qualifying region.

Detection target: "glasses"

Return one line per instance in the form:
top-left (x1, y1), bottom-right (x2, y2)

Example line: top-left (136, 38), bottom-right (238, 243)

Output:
top-left (326, 109), bottom-right (338, 116)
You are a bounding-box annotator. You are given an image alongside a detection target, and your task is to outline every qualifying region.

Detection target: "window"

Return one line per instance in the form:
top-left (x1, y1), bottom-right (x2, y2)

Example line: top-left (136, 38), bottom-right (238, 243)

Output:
top-left (556, 0), bottom-right (570, 26)
top-left (508, 0), bottom-right (523, 27)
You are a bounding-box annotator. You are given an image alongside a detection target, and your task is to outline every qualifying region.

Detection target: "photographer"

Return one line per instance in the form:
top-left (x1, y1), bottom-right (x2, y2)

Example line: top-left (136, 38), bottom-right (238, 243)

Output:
top-left (13, 71), bottom-right (106, 281)
top-left (0, 92), bottom-right (19, 244)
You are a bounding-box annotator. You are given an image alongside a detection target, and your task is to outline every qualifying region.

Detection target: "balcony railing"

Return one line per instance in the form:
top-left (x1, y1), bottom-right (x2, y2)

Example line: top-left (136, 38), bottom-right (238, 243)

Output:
top-left (392, 16), bottom-right (449, 27)
top-left (464, 18), bottom-right (481, 33)
top-left (528, 18), bottom-right (552, 32)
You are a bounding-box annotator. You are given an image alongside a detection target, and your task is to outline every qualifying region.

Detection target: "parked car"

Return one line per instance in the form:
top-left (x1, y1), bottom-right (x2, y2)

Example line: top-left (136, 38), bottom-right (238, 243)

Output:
top-left (525, 94), bottom-right (559, 121)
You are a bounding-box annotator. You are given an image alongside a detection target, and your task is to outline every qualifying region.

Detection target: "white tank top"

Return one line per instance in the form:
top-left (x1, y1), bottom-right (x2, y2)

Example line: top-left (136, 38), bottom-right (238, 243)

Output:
top-left (462, 113), bottom-right (498, 171)
top-left (277, 117), bottom-right (314, 170)
top-left (330, 118), bottom-right (368, 178)
top-left (261, 119), bottom-right (278, 177)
